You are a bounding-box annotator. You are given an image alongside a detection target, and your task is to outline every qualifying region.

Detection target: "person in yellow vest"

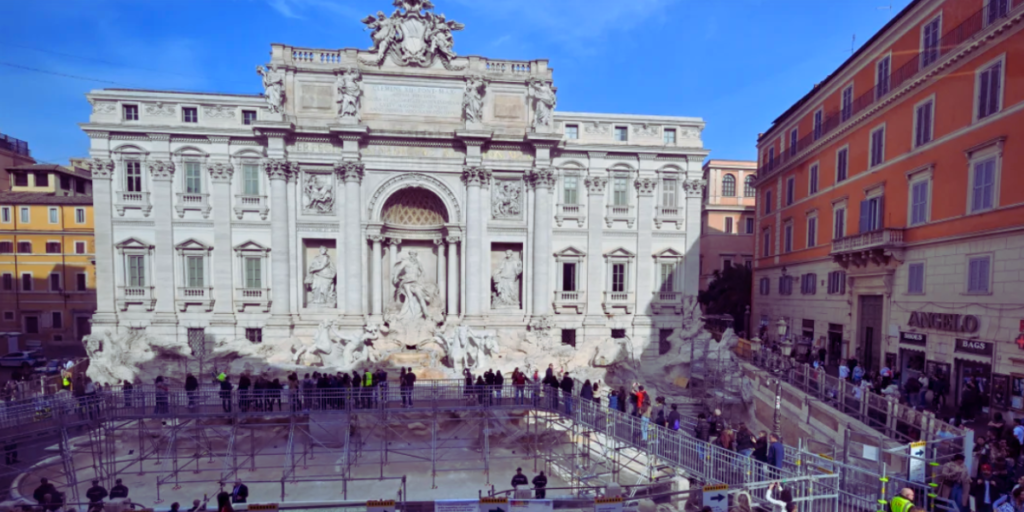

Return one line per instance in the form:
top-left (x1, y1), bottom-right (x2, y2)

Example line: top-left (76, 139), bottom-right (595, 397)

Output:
top-left (363, 369), bottom-right (373, 408)
top-left (889, 488), bottom-right (915, 512)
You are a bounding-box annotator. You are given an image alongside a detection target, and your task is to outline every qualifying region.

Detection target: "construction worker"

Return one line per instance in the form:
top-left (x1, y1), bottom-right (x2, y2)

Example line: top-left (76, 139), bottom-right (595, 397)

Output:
top-left (889, 488), bottom-right (914, 512)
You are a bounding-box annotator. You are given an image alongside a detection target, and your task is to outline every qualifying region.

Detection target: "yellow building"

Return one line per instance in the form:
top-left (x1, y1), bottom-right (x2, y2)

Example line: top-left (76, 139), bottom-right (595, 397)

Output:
top-left (0, 164), bottom-right (95, 355)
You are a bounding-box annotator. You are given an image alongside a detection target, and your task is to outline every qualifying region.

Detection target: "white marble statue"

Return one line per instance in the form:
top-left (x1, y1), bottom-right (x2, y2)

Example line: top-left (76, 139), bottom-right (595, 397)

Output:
top-left (426, 13), bottom-right (462, 61)
top-left (359, 1), bottom-right (464, 69)
top-left (433, 326), bottom-right (467, 373)
top-left (305, 246), bottom-right (337, 306)
top-left (462, 75), bottom-right (487, 124)
top-left (457, 325), bottom-right (499, 370)
top-left (528, 79), bottom-right (556, 132)
top-left (256, 64), bottom-right (285, 114)
top-left (491, 250), bottom-right (522, 308)
top-left (336, 68), bottom-right (363, 122)
top-left (392, 250), bottom-right (430, 321)
top-left (363, 10), bottom-right (399, 52)
top-left (591, 335), bottom-right (635, 368)
top-left (303, 173), bottom-right (334, 213)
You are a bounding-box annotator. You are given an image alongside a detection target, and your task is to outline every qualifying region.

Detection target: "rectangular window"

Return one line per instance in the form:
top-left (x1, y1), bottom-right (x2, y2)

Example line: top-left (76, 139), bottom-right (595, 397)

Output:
top-left (779, 276), bottom-right (793, 295)
top-left (1, 207), bottom-right (9, 223)
top-left (185, 162), bottom-right (202, 194)
top-left (36, 172), bottom-right (49, 187)
top-left (22, 273), bottom-right (32, 291)
top-left (724, 217), bottom-right (733, 234)
top-left (910, 180), bottom-right (929, 225)
top-left (612, 263), bottom-right (626, 292)
top-left (870, 126), bottom-right (885, 167)
top-left (24, 316), bottom-right (38, 334)
top-left (876, 56), bottom-right (891, 99)
top-left (566, 124), bottom-right (579, 140)
top-left (809, 164), bottom-right (819, 194)
top-left (13, 173), bottom-right (28, 187)
top-left (807, 216), bottom-right (817, 247)
top-left (663, 128), bottom-right (676, 144)
top-left (841, 85), bottom-right (853, 122)
top-left (48, 207), bottom-right (58, 224)
top-left (977, 60), bottom-right (1003, 120)
top-left (914, 100), bottom-right (934, 147)
top-left (563, 176), bottom-right (578, 204)
top-left (561, 329), bottom-right (577, 347)
top-left (789, 129), bottom-right (798, 156)
top-left (785, 177), bottom-right (795, 206)
top-left (723, 259), bottom-right (732, 270)
top-left (759, 277), bottom-right (770, 296)
top-left (837, 148), bottom-right (848, 182)
top-left (907, 262), bottom-right (925, 294)
top-left (244, 257), bottom-right (262, 289)
top-left (75, 208), bottom-right (86, 224)
top-left (801, 273), bottom-right (817, 295)
top-left (613, 177), bottom-right (628, 206)
top-left (45, 242), bottom-right (61, 254)
top-left (967, 256), bottom-right (991, 293)
top-left (762, 228), bottom-right (771, 257)
top-left (828, 271), bottom-right (846, 295)
top-left (613, 126), bottom-right (628, 142)
top-left (987, 0), bottom-right (1009, 25)
top-left (0, 242), bottom-right (10, 254)
top-left (51, 311), bottom-right (63, 329)
top-left (746, 218), bottom-right (755, 234)
top-left (186, 256), bottom-right (204, 288)
top-left (783, 223), bottom-right (793, 253)
top-left (833, 207), bottom-right (846, 240)
top-left (768, 148), bottom-right (775, 171)
top-left (971, 157), bottom-right (996, 213)
top-left (183, 107), bottom-right (198, 123)
top-left (128, 255), bottom-right (145, 287)
top-left (859, 196), bottom-right (884, 233)
top-left (76, 273), bottom-right (87, 291)
top-left (1, 274), bottom-right (11, 290)
top-left (660, 263), bottom-right (674, 292)
top-left (242, 110), bottom-right (257, 125)
top-left (61, 176), bottom-right (71, 190)
top-left (562, 262), bottom-right (577, 292)
top-left (19, 207), bottom-right (29, 223)
top-left (1, 312), bottom-right (11, 321)
top-left (123, 104), bottom-right (139, 121)
top-left (17, 241), bottom-right (31, 254)
top-left (764, 190), bottom-right (772, 214)
top-left (49, 273), bottom-right (60, 291)
top-left (75, 241), bottom-right (86, 254)
top-left (813, 110), bottom-right (823, 140)
top-left (242, 164), bottom-right (260, 196)
top-left (662, 179), bottom-right (677, 207)
top-left (922, 16), bottom-right (941, 67)
top-left (246, 328), bottom-right (263, 344)
top-left (125, 161), bottom-right (142, 192)
top-left (75, 179), bottom-right (86, 194)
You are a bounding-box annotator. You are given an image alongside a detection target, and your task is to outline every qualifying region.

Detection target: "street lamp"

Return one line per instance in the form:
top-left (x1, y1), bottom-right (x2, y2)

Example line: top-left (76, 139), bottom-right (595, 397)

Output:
top-left (772, 376), bottom-right (783, 438)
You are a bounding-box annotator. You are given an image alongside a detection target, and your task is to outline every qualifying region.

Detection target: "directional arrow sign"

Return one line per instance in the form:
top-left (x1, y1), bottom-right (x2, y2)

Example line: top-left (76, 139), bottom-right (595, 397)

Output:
top-left (909, 441), bottom-right (927, 483)
top-left (702, 484), bottom-right (728, 512)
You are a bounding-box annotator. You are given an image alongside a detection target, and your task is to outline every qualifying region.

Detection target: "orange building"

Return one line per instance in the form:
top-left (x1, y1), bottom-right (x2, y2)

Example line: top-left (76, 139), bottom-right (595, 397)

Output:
top-left (0, 131), bottom-right (34, 192)
top-left (700, 160), bottom-right (757, 290)
top-left (0, 164), bottom-right (95, 356)
top-left (751, 0), bottom-right (1024, 411)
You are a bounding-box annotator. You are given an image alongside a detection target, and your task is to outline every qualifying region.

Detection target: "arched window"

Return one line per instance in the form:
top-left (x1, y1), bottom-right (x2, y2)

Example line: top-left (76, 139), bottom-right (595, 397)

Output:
top-left (744, 175), bottom-right (756, 197)
top-left (721, 174), bottom-right (736, 197)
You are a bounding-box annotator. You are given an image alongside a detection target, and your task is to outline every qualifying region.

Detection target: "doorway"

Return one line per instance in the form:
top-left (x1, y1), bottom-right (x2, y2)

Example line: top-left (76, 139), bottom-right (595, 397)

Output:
top-left (858, 295), bottom-right (884, 372)
top-left (827, 324), bottom-right (843, 366)
top-left (955, 359), bottom-right (992, 405)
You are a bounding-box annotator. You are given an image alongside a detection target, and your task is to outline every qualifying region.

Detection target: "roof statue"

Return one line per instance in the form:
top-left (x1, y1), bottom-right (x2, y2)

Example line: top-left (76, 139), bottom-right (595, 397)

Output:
top-left (360, 0), bottom-right (465, 70)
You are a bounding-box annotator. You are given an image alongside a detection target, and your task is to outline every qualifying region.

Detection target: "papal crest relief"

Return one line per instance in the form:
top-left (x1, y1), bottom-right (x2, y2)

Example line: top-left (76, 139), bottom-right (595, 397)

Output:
top-left (361, 0), bottom-right (466, 70)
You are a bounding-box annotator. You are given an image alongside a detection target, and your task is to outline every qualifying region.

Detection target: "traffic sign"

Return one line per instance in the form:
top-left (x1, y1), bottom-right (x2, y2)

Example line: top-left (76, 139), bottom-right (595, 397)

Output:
top-left (702, 484), bottom-right (728, 512)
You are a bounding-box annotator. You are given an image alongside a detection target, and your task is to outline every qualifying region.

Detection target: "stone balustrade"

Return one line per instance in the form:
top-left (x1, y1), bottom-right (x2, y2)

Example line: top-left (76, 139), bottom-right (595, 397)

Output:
top-left (555, 203), bottom-right (585, 227)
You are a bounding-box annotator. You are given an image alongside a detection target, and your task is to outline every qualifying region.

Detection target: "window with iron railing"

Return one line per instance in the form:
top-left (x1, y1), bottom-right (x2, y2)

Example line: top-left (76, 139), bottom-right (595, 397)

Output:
top-left (875, 56), bottom-right (891, 99)
top-left (841, 86), bottom-right (853, 122)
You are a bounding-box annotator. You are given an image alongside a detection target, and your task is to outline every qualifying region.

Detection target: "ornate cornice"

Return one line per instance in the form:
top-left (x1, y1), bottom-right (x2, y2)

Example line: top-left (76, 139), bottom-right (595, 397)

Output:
top-left (527, 168), bottom-right (557, 190)
top-left (584, 176), bottom-right (608, 195)
top-left (208, 162), bottom-right (234, 182)
top-left (335, 160), bottom-right (365, 183)
top-left (461, 166), bottom-right (492, 187)
top-left (367, 233), bottom-right (385, 243)
top-left (149, 160), bottom-right (175, 181)
top-left (433, 237), bottom-right (445, 246)
top-left (264, 159), bottom-right (294, 182)
top-left (445, 235), bottom-right (462, 244)
top-left (683, 178), bottom-right (706, 197)
top-left (89, 158), bottom-right (115, 180)
top-left (635, 177), bottom-right (657, 196)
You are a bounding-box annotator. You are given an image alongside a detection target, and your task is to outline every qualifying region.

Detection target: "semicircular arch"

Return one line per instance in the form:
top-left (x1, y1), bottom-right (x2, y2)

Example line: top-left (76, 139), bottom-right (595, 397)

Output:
top-left (368, 173), bottom-right (462, 223)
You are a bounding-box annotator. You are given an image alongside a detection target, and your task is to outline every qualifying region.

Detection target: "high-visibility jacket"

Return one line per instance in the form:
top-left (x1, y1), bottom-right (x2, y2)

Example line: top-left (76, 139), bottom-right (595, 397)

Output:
top-left (217, 372), bottom-right (227, 382)
top-left (889, 495), bottom-right (913, 512)
top-left (364, 372), bottom-right (373, 387)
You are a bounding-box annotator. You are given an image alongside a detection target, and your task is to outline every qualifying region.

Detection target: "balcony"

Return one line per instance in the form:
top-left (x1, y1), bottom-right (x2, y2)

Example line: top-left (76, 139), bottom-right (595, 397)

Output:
top-left (555, 203), bottom-right (585, 228)
top-left (831, 228), bottom-right (905, 269)
top-left (553, 290), bottom-right (585, 314)
top-left (234, 194), bottom-right (270, 220)
top-left (651, 290), bottom-right (685, 315)
top-left (654, 205), bottom-right (683, 230)
top-left (117, 285), bottom-right (156, 311)
top-left (605, 204), bottom-right (635, 228)
top-left (115, 191), bottom-right (152, 217)
top-left (176, 286), bottom-right (215, 312)
top-left (235, 287), bottom-right (271, 312)
top-left (176, 192), bottom-right (212, 218)
top-left (602, 291), bottom-right (634, 315)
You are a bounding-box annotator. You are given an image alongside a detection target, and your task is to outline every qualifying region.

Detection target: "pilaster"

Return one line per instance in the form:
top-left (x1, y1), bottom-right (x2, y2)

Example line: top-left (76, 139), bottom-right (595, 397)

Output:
top-left (150, 160), bottom-right (177, 324)
top-left (89, 158), bottom-right (118, 323)
top-left (368, 232), bottom-right (384, 320)
top-left (683, 177), bottom-right (706, 297)
top-left (338, 160), bottom-right (365, 317)
top-left (528, 168), bottom-right (556, 320)
top-left (446, 235), bottom-right (461, 317)
top-left (265, 159), bottom-right (294, 330)
top-left (209, 162), bottom-right (235, 322)
top-left (633, 177), bottom-right (657, 324)
top-left (461, 166), bottom-right (491, 317)
top-left (584, 175), bottom-right (608, 325)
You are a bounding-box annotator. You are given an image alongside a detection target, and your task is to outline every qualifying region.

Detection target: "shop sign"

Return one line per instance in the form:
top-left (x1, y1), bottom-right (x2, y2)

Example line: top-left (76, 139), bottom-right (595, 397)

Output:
top-left (955, 338), bottom-right (993, 357)
top-left (908, 311), bottom-right (980, 333)
top-left (899, 332), bottom-right (927, 346)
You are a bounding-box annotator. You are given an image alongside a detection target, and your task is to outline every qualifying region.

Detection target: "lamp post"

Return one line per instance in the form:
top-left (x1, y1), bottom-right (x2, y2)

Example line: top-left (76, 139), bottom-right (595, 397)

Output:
top-left (772, 376), bottom-right (783, 438)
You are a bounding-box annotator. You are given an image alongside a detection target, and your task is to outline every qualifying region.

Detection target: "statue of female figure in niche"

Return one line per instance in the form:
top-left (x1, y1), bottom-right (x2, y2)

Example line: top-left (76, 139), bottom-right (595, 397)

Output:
top-left (305, 246), bottom-right (337, 305)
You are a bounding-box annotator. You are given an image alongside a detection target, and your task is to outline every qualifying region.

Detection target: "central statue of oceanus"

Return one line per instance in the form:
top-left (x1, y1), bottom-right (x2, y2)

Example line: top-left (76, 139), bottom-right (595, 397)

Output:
top-left (360, 0), bottom-right (465, 70)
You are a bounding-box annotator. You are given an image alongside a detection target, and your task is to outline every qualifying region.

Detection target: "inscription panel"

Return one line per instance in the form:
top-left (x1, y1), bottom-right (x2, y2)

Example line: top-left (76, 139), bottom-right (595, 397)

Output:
top-left (299, 83), bottom-right (332, 111)
top-left (493, 94), bottom-right (525, 120)
top-left (364, 84), bottom-right (462, 118)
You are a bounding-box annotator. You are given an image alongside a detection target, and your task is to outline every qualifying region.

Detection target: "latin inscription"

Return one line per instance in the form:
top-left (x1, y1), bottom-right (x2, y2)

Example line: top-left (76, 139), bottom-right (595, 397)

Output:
top-left (364, 84), bottom-right (462, 118)
top-left (291, 142), bottom-right (343, 154)
top-left (300, 83), bottom-right (333, 110)
top-left (364, 145), bottom-right (462, 158)
top-left (493, 94), bottom-right (525, 120)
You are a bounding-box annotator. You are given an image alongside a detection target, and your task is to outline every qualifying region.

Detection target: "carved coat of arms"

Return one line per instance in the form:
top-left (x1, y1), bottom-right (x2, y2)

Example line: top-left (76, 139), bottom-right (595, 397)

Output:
top-left (361, 0), bottom-right (465, 70)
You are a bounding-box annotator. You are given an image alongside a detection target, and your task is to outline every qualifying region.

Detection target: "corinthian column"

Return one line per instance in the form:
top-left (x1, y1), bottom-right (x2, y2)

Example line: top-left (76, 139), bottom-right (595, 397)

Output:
top-left (88, 159), bottom-right (117, 320)
top-left (338, 160), bottom-right (365, 317)
top-left (634, 177), bottom-right (657, 321)
top-left (208, 162), bottom-right (234, 317)
top-left (150, 160), bottom-right (176, 319)
top-left (529, 168), bottom-right (556, 319)
top-left (462, 167), bottom-right (491, 317)
top-left (265, 160), bottom-right (293, 318)
top-left (368, 233), bottom-right (384, 317)
top-left (683, 178), bottom-right (706, 296)
top-left (584, 175), bottom-right (608, 322)
top-left (446, 235), bottom-right (461, 316)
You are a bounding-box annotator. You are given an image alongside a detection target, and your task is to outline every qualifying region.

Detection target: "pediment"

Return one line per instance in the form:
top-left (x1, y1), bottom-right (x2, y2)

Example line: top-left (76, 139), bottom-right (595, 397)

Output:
top-left (554, 246), bottom-right (586, 258)
top-left (175, 238), bottom-right (212, 252)
top-left (115, 237), bottom-right (154, 250)
top-left (604, 247), bottom-right (636, 259)
top-left (654, 247), bottom-right (685, 259)
top-left (234, 240), bottom-right (270, 253)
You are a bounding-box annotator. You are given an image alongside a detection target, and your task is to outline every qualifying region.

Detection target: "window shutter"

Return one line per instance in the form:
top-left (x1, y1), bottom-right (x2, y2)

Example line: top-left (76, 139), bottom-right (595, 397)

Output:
top-left (989, 64), bottom-right (1001, 115)
top-left (979, 69), bottom-right (991, 117)
top-left (810, 274), bottom-right (817, 295)
top-left (839, 273), bottom-right (846, 295)
top-left (858, 200), bottom-right (870, 233)
top-left (979, 258), bottom-right (990, 291)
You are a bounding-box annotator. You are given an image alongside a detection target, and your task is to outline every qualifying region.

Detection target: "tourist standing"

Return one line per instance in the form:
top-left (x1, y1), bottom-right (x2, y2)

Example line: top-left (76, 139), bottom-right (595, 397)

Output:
top-left (532, 471), bottom-right (548, 499)
top-left (219, 376), bottom-right (233, 413)
top-left (109, 479), bottom-right (129, 499)
top-left (155, 376), bottom-right (170, 414)
top-left (238, 373), bottom-right (251, 413)
top-left (123, 380), bottom-right (134, 408)
top-left (511, 468), bottom-right (528, 489)
top-left (399, 368), bottom-right (408, 407)
top-left (216, 492), bottom-right (233, 512)
top-left (767, 433), bottom-right (785, 478)
top-left (86, 480), bottom-right (108, 507)
top-left (404, 367), bottom-right (416, 407)
top-left (667, 404), bottom-right (681, 431)
top-left (494, 370), bottom-right (505, 406)
top-left (560, 373), bottom-right (574, 415)
top-left (185, 373), bottom-right (199, 410)
top-left (230, 480), bottom-right (248, 504)
top-left (513, 368), bottom-right (526, 405)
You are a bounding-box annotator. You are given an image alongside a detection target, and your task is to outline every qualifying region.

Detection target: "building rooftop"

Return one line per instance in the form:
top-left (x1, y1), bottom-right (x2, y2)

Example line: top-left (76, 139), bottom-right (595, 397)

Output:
top-left (704, 160), bottom-right (757, 169)
top-left (7, 163), bottom-right (92, 180)
top-left (0, 191), bottom-right (95, 205)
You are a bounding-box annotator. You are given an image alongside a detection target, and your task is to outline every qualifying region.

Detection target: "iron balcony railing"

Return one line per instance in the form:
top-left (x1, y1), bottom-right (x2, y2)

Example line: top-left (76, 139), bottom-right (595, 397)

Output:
top-left (0, 132), bottom-right (30, 156)
top-left (830, 227), bottom-right (905, 254)
top-left (758, 0), bottom-right (1016, 179)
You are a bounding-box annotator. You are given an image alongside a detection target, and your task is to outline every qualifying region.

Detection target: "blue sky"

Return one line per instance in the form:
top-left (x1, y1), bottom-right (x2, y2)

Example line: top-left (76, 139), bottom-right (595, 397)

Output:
top-left (0, 0), bottom-right (911, 165)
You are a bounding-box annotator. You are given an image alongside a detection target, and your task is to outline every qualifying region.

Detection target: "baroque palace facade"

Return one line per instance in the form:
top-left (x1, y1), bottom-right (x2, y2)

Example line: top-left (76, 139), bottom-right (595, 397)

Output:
top-left (752, 0), bottom-right (1024, 411)
top-left (80, 0), bottom-right (708, 361)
